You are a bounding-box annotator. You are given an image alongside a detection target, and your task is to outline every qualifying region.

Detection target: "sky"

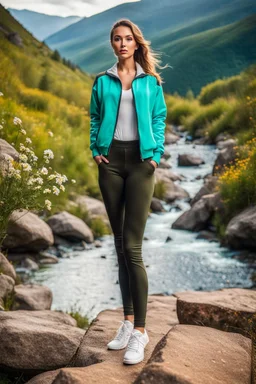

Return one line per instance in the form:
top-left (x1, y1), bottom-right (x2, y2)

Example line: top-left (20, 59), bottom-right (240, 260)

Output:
top-left (2, 0), bottom-right (140, 17)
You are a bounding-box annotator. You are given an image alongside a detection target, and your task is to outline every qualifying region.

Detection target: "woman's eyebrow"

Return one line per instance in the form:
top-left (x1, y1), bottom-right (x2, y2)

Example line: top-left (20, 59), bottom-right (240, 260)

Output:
top-left (114, 34), bottom-right (133, 37)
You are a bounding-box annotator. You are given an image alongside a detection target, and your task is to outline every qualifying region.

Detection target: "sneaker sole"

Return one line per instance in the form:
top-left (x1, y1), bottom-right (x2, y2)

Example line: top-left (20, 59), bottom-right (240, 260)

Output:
top-left (123, 339), bottom-right (149, 365)
top-left (107, 344), bottom-right (127, 350)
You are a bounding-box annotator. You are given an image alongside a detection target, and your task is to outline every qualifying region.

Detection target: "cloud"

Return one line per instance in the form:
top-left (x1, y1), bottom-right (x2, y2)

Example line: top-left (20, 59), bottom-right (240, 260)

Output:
top-left (2, 0), bottom-right (140, 17)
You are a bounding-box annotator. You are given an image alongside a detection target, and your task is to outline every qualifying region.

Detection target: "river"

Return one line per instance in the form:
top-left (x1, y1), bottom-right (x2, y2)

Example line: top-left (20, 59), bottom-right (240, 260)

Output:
top-left (27, 134), bottom-right (255, 321)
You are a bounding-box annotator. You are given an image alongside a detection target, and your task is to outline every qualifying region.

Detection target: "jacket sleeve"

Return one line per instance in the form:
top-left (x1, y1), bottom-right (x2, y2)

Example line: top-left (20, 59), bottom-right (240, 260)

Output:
top-left (151, 83), bottom-right (167, 165)
top-left (89, 78), bottom-right (101, 157)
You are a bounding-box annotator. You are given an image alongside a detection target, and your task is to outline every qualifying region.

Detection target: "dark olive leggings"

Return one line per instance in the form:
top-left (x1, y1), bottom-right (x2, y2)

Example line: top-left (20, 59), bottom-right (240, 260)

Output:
top-left (98, 139), bottom-right (156, 327)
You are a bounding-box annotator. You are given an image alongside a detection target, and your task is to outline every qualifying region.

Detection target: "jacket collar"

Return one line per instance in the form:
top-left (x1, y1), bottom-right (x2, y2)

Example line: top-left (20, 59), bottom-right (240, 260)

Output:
top-left (106, 61), bottom-right (146, 79)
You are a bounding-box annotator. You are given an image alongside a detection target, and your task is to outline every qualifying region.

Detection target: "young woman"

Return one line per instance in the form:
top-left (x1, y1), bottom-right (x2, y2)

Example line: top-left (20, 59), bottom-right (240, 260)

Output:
top-left (89, 19), bottom-right (167, 365)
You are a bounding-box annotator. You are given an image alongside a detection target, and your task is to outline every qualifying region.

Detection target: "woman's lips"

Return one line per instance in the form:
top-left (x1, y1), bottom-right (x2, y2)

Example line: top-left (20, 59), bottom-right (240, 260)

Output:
top-left (120, 50), bottom-right (128, 53)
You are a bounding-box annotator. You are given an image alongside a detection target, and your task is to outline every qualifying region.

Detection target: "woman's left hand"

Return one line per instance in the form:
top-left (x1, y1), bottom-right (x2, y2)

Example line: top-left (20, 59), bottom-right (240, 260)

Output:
top-left (150, 160), bottom-right (158, 169)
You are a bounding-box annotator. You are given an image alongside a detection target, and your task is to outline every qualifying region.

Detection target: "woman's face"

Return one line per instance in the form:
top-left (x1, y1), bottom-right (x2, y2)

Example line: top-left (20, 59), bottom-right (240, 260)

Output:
top-left (111, 26), bottom-right (139, 59)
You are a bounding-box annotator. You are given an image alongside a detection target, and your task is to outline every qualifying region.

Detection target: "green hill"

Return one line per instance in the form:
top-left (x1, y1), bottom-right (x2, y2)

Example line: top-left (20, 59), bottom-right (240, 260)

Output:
top-left (44, 0), bottom-right (256, 96)
top-left (0, 5), bottom-right (101, 213)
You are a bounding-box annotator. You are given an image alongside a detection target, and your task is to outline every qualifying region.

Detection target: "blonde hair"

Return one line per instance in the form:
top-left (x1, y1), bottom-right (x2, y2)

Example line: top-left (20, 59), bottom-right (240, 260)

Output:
top-left (110, 19), bottom-right (168, 84)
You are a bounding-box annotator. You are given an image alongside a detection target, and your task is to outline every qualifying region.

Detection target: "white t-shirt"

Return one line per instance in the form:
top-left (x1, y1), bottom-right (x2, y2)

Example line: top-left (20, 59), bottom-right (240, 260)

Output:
top-left (114, 88), bottom-right (139, 140)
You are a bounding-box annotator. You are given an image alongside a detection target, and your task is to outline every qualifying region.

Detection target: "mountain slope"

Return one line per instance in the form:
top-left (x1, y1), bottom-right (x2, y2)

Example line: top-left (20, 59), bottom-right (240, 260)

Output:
top-left (8, 8), bottom-right (82, 41)
top-left (44, 0), bottom-right (256, 96)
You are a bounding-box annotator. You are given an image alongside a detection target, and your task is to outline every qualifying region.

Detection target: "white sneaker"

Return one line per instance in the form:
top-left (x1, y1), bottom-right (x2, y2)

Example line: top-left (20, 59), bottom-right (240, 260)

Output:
top-left (123, 329), bottom-right (149, 364)
top-left (107, 320), bottom-right (134, 350)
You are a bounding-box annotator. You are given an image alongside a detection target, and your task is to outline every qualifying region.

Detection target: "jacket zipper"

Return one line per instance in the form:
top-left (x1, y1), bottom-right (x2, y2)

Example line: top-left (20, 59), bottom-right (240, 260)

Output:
top-left (131, 78), bottom-right (143, 161)
top-left (106, 72), bottom-right (145, 159)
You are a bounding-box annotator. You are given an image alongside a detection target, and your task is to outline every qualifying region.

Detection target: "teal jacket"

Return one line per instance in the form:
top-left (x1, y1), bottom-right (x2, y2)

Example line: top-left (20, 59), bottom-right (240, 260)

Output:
top-left (89, 61), bottom-right (167, 165)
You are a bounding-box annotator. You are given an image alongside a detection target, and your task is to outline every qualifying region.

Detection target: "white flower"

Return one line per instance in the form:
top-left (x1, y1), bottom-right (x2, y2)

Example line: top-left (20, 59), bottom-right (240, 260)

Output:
top-left (48, 131), bottom-right (54, 137)
top-left (52, 186), bottom-right (60, 196)
top-left (19, 154), bottom-right (28, 162)
top-left (21, 163), bottom-right (32, 172)
top-left (71, 179), bottom-right (76, 184)
top-left (40, 167), bottom-right (48, 175)
top-left (60, 185), bottom-right (65, 192)
top-left (31, 154), bottom-right (38, 162)
top-left (55, 173), bottom-right (68, 185)
top-left (0, 92), bottom-right (3, 96)
top-left (0, 124), bottom-right (3, 130)
top-left (33, 185), bottom-right (42, 190)
top-left (43, 188), bottom-right (51, 194)
top-left (25, 138), bottom-right (32, 144)
top-left (13, 117), bottom-right (22, 126)
top-left (19, 143), bottom-right (26, 152)
top-left (35, 177), bottom-right (44, 185)
top-left (43, 149), bottom-right (54, 160)
top-left (20, 129), bottom-right (26, 135)
top-left (48, 174), bottom-right (56, 180)
top-left (45, 199), bottom-right (52, 210)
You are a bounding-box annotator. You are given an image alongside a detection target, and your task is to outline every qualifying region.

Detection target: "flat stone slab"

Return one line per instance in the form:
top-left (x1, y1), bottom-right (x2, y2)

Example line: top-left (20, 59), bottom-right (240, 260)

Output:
top-left (174, 288), bottom-right (256, 337)
top-left (26, 295), bottom-right (178, 383)
top-left (135, 324), bottom-right (252, 384)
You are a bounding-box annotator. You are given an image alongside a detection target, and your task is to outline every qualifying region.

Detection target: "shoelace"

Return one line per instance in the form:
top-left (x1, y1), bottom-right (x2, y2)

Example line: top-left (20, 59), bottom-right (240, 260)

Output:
top-left (126, 332), bottom-right (144, 352)
top-left (114, 321), bottom-right (130, 341)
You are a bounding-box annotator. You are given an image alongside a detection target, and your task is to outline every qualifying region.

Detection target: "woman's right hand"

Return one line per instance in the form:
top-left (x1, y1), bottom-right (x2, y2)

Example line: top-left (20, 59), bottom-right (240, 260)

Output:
top-left (93, 155), bottom-right (109, 165)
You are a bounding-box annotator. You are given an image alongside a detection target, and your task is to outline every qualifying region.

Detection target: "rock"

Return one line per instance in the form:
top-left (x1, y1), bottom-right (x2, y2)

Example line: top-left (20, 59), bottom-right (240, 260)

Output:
top-left (193, 136), bottom-right (213, 145)
top-left (7, 32), bottom-right (23, 47)
top-left (154, 169), bottom-right (188, 203)
top-left (190, 176), bottom-right (218, 206)
top-left (135, 324), bottom-right (251, 384)
top-left (178, 153), bottom-right (205, 166)
top-left (0, 139), bottom-right (19, 176)
top-left (155, 168), bottom-right (183, 182)
top-left (172, 193), bottom-right (224, 231)
top-left (162, 149), bottom-right (171, 160)
top-left (21, 257), bottom-right (39, 271)
top-left (165, 132), bottom-right (180, 144)
top-left (72, 195), bottom-right (109, 225)
top-left (196, 230), bottom-right (218, 242)
top-left (225, 206), bottom-right (256, 250)
top-left (47, 211), bottom-right (94, 243)
top-left (217, 138), bottom-right (237, 150)
top-left (11, 284), bottom-right (53, 310)
top-left (174, 287), bottom-right (256, 337)
top-left (0, 252), bottom-right (16, 281)
top-left (158, 158), bottom-right (172, 169)
top-left (0, 274), bottom-right (15, 310)
top-left (94, 240), bottom-right (102, 248)
top-left (39, 257), bottom-right (59, 265)
top-left (215, 132), bottom-right (233, 143)
top-left (2, 210), bottom-right (54, 252)
top-left (0, 310), bottom-right (84, 375)
top-left (26, 295), bottom-right (179, 384)
top-left (212, 145), bottom-right (238, 175)
top-left (150, 197), bottom-right (165, 213)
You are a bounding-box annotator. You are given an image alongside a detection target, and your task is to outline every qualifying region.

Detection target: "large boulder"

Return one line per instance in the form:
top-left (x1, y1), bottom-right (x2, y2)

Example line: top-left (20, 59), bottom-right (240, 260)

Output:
top-left (172, 193), bottom-right (224, 231)
top-left (225, 206), bottom-right (256, 250)
top-left (217, 138), bottom-right (237, 150)
top-left (135, 324), bottom-right (251, 384)
top-left (3, 210), bottom-right (54, 252)
top-left (47, 211), bottom-right (94, 243)
top-left (0, 273), bottom-right (15, 310)
top-left (190, 175), bottom-right (218, 206)
top-left (72, 195), bottom-right (108, 223)
top-left (11, 284), bottom-right (53, 310)
top-left (174, 288), bottom-right (256, 337)
top-left (154, 169), bottom-right (188, 203)
top-left (212, 145), bottom-right (238, 175)
top-left (0, 252), bottom-right (16, 281)
top-left (178, 153), bottom-right (205, 166)
top-left (0, 310), bottom-right (84, 375)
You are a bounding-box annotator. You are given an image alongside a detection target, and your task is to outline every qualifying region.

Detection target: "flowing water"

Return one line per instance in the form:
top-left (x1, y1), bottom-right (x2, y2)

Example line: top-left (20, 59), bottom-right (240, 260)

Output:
top-left (27, 135), bottom-right (255, 321)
